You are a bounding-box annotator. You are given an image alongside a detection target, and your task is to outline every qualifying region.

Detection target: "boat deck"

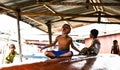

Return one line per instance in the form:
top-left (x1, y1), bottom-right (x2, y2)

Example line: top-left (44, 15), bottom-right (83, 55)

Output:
top-left (0, 54), bottom-right (120, 70)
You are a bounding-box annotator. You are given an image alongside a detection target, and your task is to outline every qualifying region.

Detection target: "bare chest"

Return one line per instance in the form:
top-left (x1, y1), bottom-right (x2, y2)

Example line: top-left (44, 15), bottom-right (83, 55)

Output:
top-left (58, 37), bottom-right (71, 44)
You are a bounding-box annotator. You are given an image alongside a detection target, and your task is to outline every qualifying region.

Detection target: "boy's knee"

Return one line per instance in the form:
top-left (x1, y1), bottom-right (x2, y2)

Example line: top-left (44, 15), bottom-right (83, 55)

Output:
top-left (44, 51), bottom-right (56, 59)
top-left (44, 51), bottom-right (49, 56)
top-left (70, 51), bottom-right (73, 56)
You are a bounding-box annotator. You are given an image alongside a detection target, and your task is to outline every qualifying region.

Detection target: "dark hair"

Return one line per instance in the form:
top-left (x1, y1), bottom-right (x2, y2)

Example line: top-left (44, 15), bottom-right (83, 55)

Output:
top-left (62, 24), bottom-right (71, 30)
top-left (113, 40), bottom-right (118, 43)
top-left (9, 44), bottom-right (16, 49)
top-left (90, 29), bottom-right (99, 38)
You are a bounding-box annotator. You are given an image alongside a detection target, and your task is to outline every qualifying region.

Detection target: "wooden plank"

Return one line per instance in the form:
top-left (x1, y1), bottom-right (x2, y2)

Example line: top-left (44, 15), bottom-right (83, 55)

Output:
top-left (21, 12), bottom-right (120, 18)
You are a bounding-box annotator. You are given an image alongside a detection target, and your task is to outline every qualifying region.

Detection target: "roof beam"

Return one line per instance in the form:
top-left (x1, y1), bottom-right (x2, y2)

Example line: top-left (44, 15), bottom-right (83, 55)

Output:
top-left (17, 2), bottom-right (120, 9)
top-left (104, 7), bottom-right (120, 15)
top-left (51, 17), bottom-right (77, 23)
top-left (43, 5), bottom-right (56, 14)
top-left (65, 19), bottom-right (120, 24)
top-left (90, 0), bottom-right (104, 12)
top-left (37, 2), bottom-right (120, 6)
top-left (97, 0), bottom-right (104, 11)
top-left (24, 21), bottom-right (48, 33)
top-left (21, 12), bottom-right (120, 18)
top-left (90, 0), bottom-right (97, 11)
top-left (43, 5), bottom-right (73, 26)
top-left (43, 5), bottom-right (62, 19)
top-left (43, 5), bottom-right (70, 27)
top-left (24, 15), bottom-right (47, 27)
top-left (0, 10), bottom-right (8, 14)
top-left (0, 4), bottom-right (15, 12)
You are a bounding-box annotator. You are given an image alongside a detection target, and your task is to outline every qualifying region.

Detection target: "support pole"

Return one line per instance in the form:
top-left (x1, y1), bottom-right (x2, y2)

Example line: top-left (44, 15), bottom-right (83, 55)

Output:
top-left (98, 11), bottom-right (101, 23)
top-left (46, 21), bottom-right (52, 44)
top-left (16, 9), bottom-right (22, 62)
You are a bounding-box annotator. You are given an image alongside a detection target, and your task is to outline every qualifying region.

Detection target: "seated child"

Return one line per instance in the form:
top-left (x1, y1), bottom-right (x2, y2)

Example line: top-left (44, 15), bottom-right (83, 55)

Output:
top-left (40, 24), bottom-right (81, 58)
top-left (80, 29), bottom-right (101, 56)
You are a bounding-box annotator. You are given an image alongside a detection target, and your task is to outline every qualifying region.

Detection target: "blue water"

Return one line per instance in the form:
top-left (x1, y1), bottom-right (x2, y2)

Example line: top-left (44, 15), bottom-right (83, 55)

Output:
top-left (23, 54), bottom-right (48, 59)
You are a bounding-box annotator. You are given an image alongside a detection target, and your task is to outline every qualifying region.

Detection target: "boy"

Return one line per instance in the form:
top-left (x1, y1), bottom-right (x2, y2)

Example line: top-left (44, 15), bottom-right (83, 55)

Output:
top-left (80, 29), bottom-right (100, 56)
top-left (5, 44), bottom-right (18, 64)
top-left (40, 24), bottom-right (81, 58)
top-left (111, 40), bottom-right (119, 54)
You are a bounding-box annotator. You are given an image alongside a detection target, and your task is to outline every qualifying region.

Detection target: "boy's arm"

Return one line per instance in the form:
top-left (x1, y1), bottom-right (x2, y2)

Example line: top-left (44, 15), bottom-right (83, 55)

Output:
top-left (6, 54), bottom-right (12, 63)
top-left (40, 36), bottom-right (58, 50)
top-left (15, 51), bottom-right (19, 55)
top-left (111, 46), bottom-right (113, 53)
top-left (117, 45), bottom-right (119, 52)
top-left (89, 39), bottom-right (100, 49)
top-left (71, 39), bottom-right (81, 53)
top-left (44, 40), bottom-right (57, 49)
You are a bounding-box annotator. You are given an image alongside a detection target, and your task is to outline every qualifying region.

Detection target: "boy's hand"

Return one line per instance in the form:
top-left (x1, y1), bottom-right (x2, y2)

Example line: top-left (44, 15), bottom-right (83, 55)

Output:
top-left (39, 47), bottom-right (43, 52)
top-left (6, 58), bottom-right (12, 63)
top-left (39, 47), bottom-right (46, 52)
top-left (78, 52), bottom-right (82, 55)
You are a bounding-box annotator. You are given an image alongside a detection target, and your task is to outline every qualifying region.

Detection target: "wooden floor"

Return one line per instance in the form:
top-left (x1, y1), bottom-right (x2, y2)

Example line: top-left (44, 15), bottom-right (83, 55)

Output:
top-left (0, 54), bottom-right (120, 70)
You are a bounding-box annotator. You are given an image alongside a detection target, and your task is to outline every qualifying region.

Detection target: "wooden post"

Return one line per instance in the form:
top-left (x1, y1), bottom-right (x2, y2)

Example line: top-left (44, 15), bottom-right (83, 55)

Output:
top-left (98, 11), bottom-right (101, 23)
top-left (16, 9), bottom-right (22, 62)
top-left (46, 21), bottom-right (52, 44)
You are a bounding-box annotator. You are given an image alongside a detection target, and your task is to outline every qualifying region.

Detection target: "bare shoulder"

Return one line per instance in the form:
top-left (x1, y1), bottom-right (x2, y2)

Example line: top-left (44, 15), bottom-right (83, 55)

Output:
top-left (56, 35), bottom-right (61, 39)
top-left (94, 39), bottom-right (100, 44)
top-left (94, 39), bottom-right (99, 42)
top-left (56, 35), bottom-right (61, 38)
top-left (69, 36), bottom-right (72, 39)
top-left (68, 36), bottom-right (72, 40)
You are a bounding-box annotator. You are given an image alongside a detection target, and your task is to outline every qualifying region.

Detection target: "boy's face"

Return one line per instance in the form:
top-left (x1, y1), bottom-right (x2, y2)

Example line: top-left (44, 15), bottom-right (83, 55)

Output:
top-left (90, 33), bottom-right (93, 38)
top-left (62, 24), bottom-right (71, 34)
top-left (9, 46), bottom-right (15, 51)
top-left (113, 42), bottom-right (117, 45)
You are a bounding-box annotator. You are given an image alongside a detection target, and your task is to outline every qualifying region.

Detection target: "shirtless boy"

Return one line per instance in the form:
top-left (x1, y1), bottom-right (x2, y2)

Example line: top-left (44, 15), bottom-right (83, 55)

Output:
top-left (40, 24), bottom-right (80, 58)
top-left (111, 40), bottom-right (119, 54)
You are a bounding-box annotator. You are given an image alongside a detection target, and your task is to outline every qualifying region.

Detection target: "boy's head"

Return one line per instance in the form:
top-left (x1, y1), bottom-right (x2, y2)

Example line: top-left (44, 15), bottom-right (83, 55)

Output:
top-left (90, 29), bottom-right (99, 38)
top-left (9, 44), bottom-right (16, 50)
top-left (113, 40), bottom-right (118, 45)
top-left (62, 24), bottom-right (71, 34)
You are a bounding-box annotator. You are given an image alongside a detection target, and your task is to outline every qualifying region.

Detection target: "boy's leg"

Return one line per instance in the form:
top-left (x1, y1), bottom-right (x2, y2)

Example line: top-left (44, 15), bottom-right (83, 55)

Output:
top-left (80, 47), bottom-right (88, 55)
top-left (45, 50), bottom-right (73, 58)
top-left (44, 51), bottom-right (56, 58)
top-left (59, 51), bottom-right (73, 57)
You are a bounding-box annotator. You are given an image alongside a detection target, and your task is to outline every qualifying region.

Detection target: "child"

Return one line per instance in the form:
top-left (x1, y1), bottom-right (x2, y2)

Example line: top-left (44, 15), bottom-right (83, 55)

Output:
top-left (40, 24), bottom-right (81, 58)
top-left (111, 40), bottom-right (119, 54)
top-left (80, 29), bottom-right (101, 56)
top-left (5, 44), bottom-right (18, 64)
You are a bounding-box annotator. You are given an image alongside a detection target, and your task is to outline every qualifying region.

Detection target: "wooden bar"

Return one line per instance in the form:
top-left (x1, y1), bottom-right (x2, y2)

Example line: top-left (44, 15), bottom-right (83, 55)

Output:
top-left (21, 12), bottom-right (120, 18)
